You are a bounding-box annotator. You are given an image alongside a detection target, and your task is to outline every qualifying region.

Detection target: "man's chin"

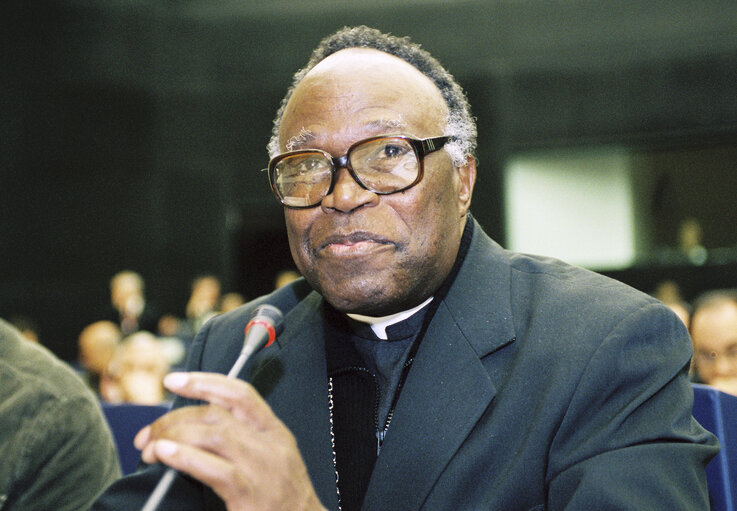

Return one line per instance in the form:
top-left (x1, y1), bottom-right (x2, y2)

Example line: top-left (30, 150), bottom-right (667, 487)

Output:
top-left (323, 292), bottom-right (390, 316)
top-left (319, 282), bottom-right (400, 316)
top-left (303, 266), bottom-right (425, 316)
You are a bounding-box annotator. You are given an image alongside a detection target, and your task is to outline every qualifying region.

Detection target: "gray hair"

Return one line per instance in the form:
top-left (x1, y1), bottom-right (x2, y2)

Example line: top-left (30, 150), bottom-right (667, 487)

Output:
top-left (267, 25), bottom-right (477, 167)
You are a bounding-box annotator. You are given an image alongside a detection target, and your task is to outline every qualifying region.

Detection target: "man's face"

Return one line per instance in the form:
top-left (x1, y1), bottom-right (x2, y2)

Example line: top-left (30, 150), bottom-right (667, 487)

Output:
top-left (277, 48), bottom-right (474, 316)
top-left (691, 300), bottom-right (737, 392)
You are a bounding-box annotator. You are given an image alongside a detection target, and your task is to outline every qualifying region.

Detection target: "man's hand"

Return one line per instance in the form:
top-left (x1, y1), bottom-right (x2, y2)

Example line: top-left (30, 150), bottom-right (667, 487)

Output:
top-left (134, 372), bottom-right (326, 511)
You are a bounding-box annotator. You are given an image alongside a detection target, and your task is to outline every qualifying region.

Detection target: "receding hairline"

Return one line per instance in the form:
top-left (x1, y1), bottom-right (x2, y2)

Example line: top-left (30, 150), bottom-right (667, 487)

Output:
top-left (285, 119), bottom-right (409, 152)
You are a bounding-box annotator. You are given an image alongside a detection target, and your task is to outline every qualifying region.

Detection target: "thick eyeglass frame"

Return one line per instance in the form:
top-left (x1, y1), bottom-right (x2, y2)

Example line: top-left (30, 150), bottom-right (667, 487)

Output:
top-left (267, 135), bottom-right (450, 209)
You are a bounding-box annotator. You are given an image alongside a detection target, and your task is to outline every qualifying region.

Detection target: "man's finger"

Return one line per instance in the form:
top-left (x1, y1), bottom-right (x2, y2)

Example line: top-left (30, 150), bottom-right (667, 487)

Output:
top-left (136, 403), bottom-right (237, 455)
top-left (134, 425), bottom-right (151, 450)
top-left (162, 372), bottom-right (276, 430)
top-left (141, 416), bottom-right (265, 465)
top-left (151, 439), bottom-right (254, 508)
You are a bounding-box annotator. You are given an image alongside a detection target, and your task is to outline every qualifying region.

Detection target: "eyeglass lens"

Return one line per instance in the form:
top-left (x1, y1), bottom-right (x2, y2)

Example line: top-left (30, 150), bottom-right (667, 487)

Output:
top-left (272, 137), bottom-right (420, 208)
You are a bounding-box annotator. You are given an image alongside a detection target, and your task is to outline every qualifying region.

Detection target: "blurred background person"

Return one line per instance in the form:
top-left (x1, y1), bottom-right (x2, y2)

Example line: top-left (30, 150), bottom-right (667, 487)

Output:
top-left (219, 291), bottom-right (245, 313)
top-left (77, 320), bottom-right (122, 396)
top-left (108, 270), bottom-right (160, 335)
top-left (667, 301), bottom-right (692, 330)
top-left (652, 279), bottom-right (691, 328)
top-left (154, 314), bottom-right (188, 370)
top-left (6, 314), bottom-right (41, 344)
top-left (274, 268), bottom-right (300, 290)
top-left (652, 279), bottom-right (685, 305)
top-left (103, 331), bottom-right (171, 405)
top-left (0, 318), bottom-right (120, 509)
top-left (690, 290), bottom-right (737, 396)
top-left (678, 217), bottom-right (707, 265)
top-left (185, 274), bottom-right (221, 333)
top-left (156, 274), bottom-right (223, 360)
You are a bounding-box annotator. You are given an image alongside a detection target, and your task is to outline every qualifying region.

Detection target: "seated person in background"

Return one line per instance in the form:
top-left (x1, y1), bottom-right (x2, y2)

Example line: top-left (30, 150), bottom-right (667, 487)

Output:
top-left (96, 26), bottom-right (717, 511)
top-left (667, 300), bottom-right (692, 329)
top-left (651, 279), bottom-right (691, 328)
top-left (0, 318), bottom-right (120, 510)
top-left (274, 268), bottom-right (301, 290)
top-left (219, 291), bottom-right (245, 313)
top-left (108, 270), bottom-right (160, 335)
top-left (690, 290), bottom-right (737, 396)
top-left (78, 320), bottom-right (122, 395)
top-left (7, 314), bottom-right (41, 343)
top-left (157, 274), bottom-right (222, 348)
top-left (103, 331), bottom-right (171, 405)
top-left (185, 274), bottom-right (222, 333)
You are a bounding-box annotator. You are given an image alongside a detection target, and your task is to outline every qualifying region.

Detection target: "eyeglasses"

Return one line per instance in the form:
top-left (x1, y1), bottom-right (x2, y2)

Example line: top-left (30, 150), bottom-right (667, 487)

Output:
top-left (267, 135), bottom-right (449, 209)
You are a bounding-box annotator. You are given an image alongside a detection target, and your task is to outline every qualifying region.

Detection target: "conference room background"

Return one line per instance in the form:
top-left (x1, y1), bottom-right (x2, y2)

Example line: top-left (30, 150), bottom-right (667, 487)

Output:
top-left (2, 0), bottom-right (736, 361)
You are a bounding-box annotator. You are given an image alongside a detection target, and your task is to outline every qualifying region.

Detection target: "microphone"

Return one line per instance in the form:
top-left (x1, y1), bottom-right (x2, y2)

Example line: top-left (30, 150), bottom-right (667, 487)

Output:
top-left (140, 305), bottom-right (284, 511)
top-left (229, 304), bottom-right (284, 378)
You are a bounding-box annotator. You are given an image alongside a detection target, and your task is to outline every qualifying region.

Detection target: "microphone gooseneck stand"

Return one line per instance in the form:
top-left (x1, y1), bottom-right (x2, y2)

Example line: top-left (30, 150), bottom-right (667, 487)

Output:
top-left (140, 305), bottom-right (283, 511)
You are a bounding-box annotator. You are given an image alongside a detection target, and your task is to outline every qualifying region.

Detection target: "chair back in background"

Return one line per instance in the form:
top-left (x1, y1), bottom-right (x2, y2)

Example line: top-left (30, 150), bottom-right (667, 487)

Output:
top-left (693, 383), bottom-right (737, 511)
top-left (101, 402), bottom-right (171, 475)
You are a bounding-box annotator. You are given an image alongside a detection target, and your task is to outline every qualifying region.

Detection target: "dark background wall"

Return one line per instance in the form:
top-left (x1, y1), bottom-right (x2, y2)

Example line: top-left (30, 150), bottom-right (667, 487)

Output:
top-left (2, 0), bottom-right (737, 361)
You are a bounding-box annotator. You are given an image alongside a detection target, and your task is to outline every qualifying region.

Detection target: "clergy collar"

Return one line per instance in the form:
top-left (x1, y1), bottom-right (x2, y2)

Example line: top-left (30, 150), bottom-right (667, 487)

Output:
top-left (346, 297), bottom-right (434, 340)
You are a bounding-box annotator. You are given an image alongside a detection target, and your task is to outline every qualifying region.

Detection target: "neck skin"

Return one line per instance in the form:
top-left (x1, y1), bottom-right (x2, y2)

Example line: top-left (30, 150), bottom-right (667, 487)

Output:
top-left (347, 296), bottom-right (434, 340)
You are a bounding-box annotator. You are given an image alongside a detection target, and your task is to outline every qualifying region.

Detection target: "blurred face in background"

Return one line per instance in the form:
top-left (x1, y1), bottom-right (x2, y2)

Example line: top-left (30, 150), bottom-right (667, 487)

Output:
top-left (110, 272), bottom-right (144, 316)
top-left (78, 320), bottom-right (121, 375)
top-left (186, 276), bottom-right (221, 318)
top-left (104, 332), bottom-right (169, 405)
top-left (691, 299), bottom-right (737, 396)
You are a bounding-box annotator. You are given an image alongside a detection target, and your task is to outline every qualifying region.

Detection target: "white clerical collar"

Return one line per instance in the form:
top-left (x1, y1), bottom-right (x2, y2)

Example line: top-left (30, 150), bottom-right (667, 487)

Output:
top-left (346, 297), bottom-right (434, 340)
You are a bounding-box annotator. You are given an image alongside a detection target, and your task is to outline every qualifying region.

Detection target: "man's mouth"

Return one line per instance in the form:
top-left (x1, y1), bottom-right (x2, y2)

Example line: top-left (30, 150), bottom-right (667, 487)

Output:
top-left (317, 231), bottom-right (395, 256)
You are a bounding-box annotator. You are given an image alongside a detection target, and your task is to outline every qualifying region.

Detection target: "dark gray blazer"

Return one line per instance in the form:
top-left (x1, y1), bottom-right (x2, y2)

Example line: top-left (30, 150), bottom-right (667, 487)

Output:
top-left (95, 220), bottom-right (718, 510)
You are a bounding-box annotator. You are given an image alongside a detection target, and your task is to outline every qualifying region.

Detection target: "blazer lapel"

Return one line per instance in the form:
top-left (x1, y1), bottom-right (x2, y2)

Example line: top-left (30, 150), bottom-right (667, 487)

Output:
top-left (361, 220), bottom-right (517, 510)
top-left (360, 305), bottom-right (495, 510)
top-left (246, 293), bottom-right (341, 510)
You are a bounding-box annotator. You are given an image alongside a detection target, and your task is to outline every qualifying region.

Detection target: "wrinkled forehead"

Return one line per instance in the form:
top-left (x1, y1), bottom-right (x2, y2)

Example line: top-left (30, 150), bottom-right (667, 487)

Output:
top-left (284, 119), bottom-right (407, 152)
top-left (278, 48), bottom-right (447, 151)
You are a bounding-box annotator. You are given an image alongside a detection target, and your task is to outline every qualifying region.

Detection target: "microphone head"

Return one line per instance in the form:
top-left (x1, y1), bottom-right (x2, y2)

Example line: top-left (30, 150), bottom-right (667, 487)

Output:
top-left (244, 304), bottom-right (284, 348)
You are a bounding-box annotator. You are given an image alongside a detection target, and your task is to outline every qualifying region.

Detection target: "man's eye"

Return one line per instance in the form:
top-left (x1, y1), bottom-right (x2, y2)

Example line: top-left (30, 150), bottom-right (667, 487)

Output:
top-left (382, 144), bottom-right (407, 158)
top-left (295, 159), bottom-right (321, 173)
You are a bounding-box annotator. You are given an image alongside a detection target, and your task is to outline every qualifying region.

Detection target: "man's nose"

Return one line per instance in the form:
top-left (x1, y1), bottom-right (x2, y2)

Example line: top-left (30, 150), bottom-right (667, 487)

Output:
top-left (321, 167), bottom-right (379, 213)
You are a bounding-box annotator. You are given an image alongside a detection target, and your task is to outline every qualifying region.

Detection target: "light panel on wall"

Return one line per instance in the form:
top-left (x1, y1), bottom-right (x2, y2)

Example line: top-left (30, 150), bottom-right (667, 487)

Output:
top-left (504, 147), bottom-right (636, 270)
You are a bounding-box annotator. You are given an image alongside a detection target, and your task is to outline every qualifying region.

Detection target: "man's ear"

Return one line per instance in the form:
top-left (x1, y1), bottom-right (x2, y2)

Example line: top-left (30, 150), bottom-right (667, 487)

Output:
top-left (456, 155), bottom-right (477, 216)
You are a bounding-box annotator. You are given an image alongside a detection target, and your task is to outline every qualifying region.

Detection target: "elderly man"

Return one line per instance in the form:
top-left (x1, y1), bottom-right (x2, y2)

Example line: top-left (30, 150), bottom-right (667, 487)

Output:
top-left (96, 26), bottom-right (717, 510)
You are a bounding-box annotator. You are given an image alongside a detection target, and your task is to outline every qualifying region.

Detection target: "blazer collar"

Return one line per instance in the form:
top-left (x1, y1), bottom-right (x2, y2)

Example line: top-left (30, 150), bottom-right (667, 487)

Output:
top-left (443, 219), bottom-right (517, 358)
